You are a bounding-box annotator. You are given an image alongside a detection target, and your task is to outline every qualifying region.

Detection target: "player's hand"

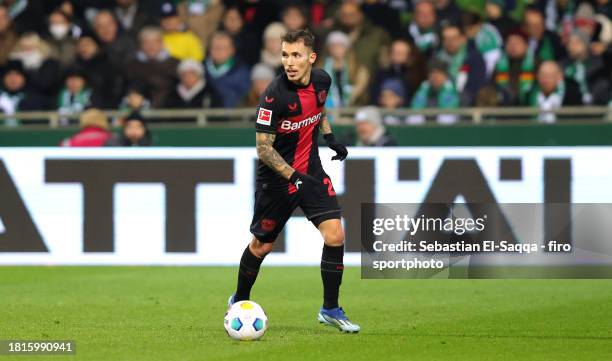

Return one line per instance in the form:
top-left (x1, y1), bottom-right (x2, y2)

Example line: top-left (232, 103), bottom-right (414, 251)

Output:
top-left (289, 171), bottom-right (319, 192)
top-left (323, 133), bottom-right (348, 161)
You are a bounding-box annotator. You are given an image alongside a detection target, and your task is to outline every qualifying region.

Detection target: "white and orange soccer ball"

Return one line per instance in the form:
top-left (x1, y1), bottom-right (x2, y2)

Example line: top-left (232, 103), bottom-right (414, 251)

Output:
top-left (224, 300), bottom-right (268, 341)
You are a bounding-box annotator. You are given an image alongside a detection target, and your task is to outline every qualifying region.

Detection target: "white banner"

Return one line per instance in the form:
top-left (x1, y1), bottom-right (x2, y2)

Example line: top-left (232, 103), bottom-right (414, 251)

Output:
top-left (0, 147), bottom-right (611, 265)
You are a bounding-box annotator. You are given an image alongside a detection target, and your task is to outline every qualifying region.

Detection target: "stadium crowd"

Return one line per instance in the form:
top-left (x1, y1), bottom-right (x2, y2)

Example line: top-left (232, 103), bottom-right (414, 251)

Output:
top-left (0, 0), bottom-right (610, 136)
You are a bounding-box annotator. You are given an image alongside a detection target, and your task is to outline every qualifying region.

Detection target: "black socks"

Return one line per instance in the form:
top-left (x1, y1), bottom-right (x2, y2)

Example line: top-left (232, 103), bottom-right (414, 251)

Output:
top-left (235, 246), bottom-right (264, 302)
top-left (321, 244), bottom-right (344, 309)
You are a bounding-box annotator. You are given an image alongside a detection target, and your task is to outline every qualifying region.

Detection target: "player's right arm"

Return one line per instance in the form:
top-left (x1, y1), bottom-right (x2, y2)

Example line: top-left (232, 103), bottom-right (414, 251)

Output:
top-left (255, 132), bottom-right (295, 180)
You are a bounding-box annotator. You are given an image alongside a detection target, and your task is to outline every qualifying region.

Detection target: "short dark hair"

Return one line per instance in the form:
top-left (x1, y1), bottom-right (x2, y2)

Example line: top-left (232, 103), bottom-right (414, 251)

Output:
top-left (281, 29), bottom-right (315, 50)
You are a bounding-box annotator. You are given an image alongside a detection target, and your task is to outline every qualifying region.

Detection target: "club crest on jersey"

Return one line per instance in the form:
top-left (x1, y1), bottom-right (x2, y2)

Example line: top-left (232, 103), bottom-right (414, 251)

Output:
top-left (317, 90), bottom-right (327, 103)
top-left (257, 108), bottom-right (272, 125)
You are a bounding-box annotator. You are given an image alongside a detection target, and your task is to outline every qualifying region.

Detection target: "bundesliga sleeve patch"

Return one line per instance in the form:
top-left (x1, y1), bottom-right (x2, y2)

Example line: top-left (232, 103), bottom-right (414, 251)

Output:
top-left (257, 108), bottom-right (272, 126)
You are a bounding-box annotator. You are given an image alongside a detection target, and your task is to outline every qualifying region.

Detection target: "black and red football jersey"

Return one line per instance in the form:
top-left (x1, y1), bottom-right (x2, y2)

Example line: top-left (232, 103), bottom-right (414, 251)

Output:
top-left (255, 68), bottom-right (331, 193)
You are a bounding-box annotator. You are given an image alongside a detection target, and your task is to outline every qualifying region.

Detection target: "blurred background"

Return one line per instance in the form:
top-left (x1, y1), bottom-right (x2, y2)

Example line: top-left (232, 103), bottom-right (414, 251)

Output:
top-left (0, 0), bottom-right (609, 147)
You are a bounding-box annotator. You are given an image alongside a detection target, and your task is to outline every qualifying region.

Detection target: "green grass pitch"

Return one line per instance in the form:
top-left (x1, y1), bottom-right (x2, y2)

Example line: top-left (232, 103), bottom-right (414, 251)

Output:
top-left (1, 266), bottom-right (611, 361)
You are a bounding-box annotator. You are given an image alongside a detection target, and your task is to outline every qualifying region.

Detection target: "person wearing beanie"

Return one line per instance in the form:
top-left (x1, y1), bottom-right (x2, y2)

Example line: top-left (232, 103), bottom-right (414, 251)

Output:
top-left (60, 108), bottom-right (112, 147)
top-left (378, 78), bottom-right (407, 125)
top-left (410, 59), bottom-right (460, 125)
top-left (241, 63), bottom-right (276, 107)
top-left (57, 66), bottom-right (92, 125)
top-left (0, 60), bottom-right (48, 126)
top-left (106, 111), bottom-right (152, 147)
top-left (353, 106), bottom-right (397, 147)
top-left (72, 30), bottom-right (123, 108)
top-left (165, 59), bottom-right (221, 111)
top-left (562, 31), bottom-right (609, 105)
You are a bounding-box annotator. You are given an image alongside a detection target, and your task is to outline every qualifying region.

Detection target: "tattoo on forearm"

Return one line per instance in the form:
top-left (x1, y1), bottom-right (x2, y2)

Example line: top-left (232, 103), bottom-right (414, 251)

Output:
top-left (256, 132), bottom-right (294, 180)
top-left (319, 112), bottom-right (332, 135)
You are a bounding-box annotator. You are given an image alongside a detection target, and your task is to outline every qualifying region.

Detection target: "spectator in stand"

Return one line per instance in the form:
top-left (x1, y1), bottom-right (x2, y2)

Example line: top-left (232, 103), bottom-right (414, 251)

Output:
top-left (205, 31), bottom-right (250, 108)
top-left (1, 0), bottom-right (45, 35)
top-left (165, 59), bottom-right (221, 109)
top-left (527, 61), bottom-right (582, 123)
top-left (281, 3), bottom-right (310, 32)
top-left (462, 11), bottom-right (503, 78)
top-left (320, 31), bottom-right (369, 107)
top-left (574, 2), bottom-right (612, 57)
top-left (371, 38), bottom-right (427, 106)
top-left (57, 67), bottom-right (92, 124)
top-left (60, 108), bottom-right (112, 147)
top-left (124, 27), bottom-right (179, 108)
top-left (117, 84), bottom-right (151, 118)
top-left (563, 31), bottom-right (609, 105)
top-left (408, 0), bottom-right (439, 58)
top-left (410, 60), bottom-right (460, 125)
top-left (106, 111), bottom-right (152, 146)
top-left (160, 2), bottom-right (204, 62)
top-left (260, 22), bottom-right (287, 74)
top-left (436, 22), bottom-right (487, 106)
top-left (333, 2), bottom-right (390, 78)
top-left (378, 78), bottom-right (407, 125)
top-left (9, 33), bottom-right (61, 101)
top-left (0, 5), bottom-right (17, 67)
top-left (72, 32), bottom-right (123, 109)
top-left (176, 0), bottom-right (225, 51)
top-left (523, 6), bottom-right (566, 62)
top-left (353, 106), bottom-right (397, 147)
top-left (241, 63), bottom-right (275, 107)
top-left (45, 8), bottom-right (80, 69)
top-left (494, 28), bottom-right (536, 106)
top-left (0, 60), bottom-right (48, 126)
top-left (93, 10), bottom-right (137, 68)
top-left (221, 6), bottom-right (259, 66)
top-left (435, 0), bottom-right (461, 24)
top-left (360, 0), bottom-right (402, 38)
top-left (485, 0), bottom-right (518, 39)
top-left (113, 0), bottom-right (155, 38)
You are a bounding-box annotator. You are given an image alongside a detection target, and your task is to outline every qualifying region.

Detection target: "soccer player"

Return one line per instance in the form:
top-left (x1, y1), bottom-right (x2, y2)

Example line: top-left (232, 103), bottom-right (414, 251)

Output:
top-left (228, 29), bottom-right (360, 333)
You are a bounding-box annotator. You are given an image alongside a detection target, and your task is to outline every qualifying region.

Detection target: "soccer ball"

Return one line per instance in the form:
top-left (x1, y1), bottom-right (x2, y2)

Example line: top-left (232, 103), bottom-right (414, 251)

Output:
top-left (224, 300), bottom-right (268, 341)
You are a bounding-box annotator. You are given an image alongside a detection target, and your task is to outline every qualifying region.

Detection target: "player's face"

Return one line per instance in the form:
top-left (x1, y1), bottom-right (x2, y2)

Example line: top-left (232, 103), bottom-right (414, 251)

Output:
top-left (281, 40), bottom-right (316, 85)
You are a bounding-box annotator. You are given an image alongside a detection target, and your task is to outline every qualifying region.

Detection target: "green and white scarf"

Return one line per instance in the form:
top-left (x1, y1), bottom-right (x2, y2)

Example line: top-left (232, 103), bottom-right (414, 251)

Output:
top-left (323, 57), bottom-right (352, 108)
top-left (57, 88), bottom-right (92, 115)
top-left (565, 61), bottom-right (592, 105)
top-left (495, 50), bottom-right (536, 104)
top-left (205, 57), bottom-right (234, 78)
top-left (437, 45), bottom-right (467, 90)
top-left (0, 90), bottom-right (24, 127)
top-left (411, 80), bottom-right (459, 109)
top-left (528, 81), bottom-right (566, 123)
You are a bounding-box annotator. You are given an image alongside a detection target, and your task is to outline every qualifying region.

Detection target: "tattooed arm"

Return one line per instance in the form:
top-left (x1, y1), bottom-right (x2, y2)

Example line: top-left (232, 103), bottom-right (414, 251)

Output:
top-left (256, 132), bottom-right (295, 180)
top-left (319, 109), bottom-right (332, 135)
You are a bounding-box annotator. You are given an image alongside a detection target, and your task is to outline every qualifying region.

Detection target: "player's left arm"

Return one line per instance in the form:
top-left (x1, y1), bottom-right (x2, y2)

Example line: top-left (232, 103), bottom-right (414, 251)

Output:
top-left (319, 108), bottom-right (348, 161)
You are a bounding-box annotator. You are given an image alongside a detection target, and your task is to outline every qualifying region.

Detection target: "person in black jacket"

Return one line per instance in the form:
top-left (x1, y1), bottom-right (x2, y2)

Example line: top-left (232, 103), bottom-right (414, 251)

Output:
top-left (165, 59), bottom-right (221, 110)
top-left (106, 111), bottom-right (152, 146)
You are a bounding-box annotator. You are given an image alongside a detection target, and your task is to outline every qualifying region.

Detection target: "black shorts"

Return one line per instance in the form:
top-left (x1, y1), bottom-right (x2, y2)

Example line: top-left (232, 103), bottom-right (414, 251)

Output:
top-left (250, 175), bottom-right (341, 243)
